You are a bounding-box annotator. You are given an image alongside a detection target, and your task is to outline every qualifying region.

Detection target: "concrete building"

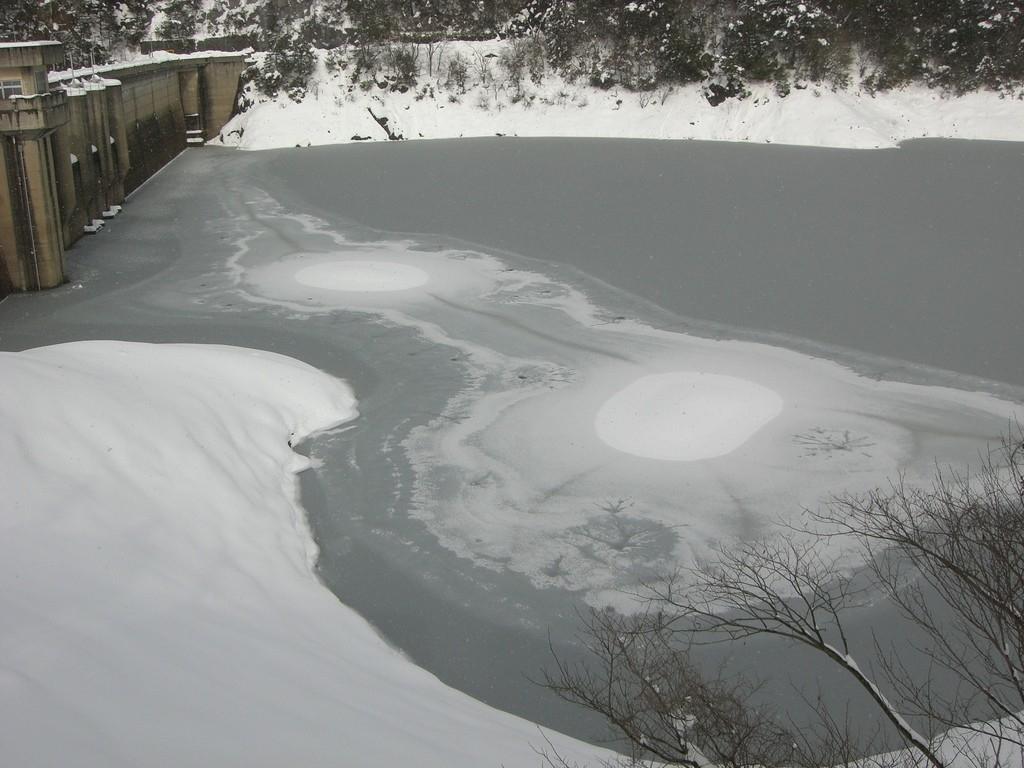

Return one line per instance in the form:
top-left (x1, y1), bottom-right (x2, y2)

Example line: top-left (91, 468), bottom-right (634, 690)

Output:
top-left (0, 42), bottom-right (69, 292)
top-left (0, 41), bottom-right (247, 294)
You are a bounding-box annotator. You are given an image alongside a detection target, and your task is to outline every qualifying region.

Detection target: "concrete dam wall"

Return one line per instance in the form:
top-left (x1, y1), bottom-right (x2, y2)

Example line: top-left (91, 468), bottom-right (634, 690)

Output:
top-left (0, 44), bottom-right (247, 294)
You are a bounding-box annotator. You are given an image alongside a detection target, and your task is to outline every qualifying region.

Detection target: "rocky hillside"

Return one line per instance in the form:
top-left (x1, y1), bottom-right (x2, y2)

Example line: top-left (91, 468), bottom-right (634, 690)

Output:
top-left (215, 40), bottom-right (1024, 151)
top-left (3, 0), bottom-right (1022, 97)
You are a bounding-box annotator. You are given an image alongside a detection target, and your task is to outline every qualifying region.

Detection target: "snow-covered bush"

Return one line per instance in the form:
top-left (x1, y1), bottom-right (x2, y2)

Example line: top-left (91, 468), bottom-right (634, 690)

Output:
top-left (156, 0), bottom-right (201, 40)
top-left (345, 0), bottom-right (394, 45)
top-left (720, 0), bottom-right (847, 86)
top-left (252, 32), bottom-right (316, 101)
top-left (324, 46), bottom-right (348, 73)
top-left (498, 35), bottom-right (544, 96)
top-left (445, 51), bottom-right (471, 93)
top-left (656, 11), bottom-right (714, 84)
top-left (507, 1), bottom-right (586, 74)
top-left (385, 44), bottom-right (420, 86)
top-left (4, 0), bottom-right (1021, 96)
top-left (0, 0), bottom-right (153, 65)
top-left (350, 44), bottom-right (382, 81)
top-left (924, 0), bottom-right (1024, 92)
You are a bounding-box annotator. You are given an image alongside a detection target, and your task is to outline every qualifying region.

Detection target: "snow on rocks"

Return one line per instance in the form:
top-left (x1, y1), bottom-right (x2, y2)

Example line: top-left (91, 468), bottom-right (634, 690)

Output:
top-left (0, 341), bottom-right (608, 768)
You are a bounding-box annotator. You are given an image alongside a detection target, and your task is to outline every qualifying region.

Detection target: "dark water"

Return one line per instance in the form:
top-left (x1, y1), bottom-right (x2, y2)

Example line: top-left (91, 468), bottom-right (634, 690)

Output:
top-left (2, 139), bottom-right (1022, 751)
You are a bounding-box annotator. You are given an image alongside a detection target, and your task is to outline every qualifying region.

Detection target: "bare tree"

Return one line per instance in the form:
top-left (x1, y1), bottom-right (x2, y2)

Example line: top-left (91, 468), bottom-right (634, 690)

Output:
top-left (444, 51), bottom-right (470, 94)
top-left (425, 36), bottom-right (448, 79)
top-left (543, 606), bottom-right (796, 767)
top-left (818, 433), bottom-right (1024, 757)
top-left (655, 536), bottom-right (945, 768)
top-left (386, 43), bottom-right (421, 86)
top-left (545, 433), bottom-right (1024, 768)
top-left (788, 694), bottom-right (909, 768)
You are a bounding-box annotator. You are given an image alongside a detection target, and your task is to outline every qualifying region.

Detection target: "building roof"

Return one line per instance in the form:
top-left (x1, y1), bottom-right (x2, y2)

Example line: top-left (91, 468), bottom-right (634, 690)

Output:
top-left (0, 41), bottom-right (63, 49)
top-left (0, 41), bottom-right (65, 69)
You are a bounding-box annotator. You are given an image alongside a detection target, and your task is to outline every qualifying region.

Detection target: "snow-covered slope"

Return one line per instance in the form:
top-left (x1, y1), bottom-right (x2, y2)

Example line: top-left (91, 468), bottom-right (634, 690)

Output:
top-left (214, 42), bottom-right (1024, 151)
top-left (0, 341), bottom-right (609, 768)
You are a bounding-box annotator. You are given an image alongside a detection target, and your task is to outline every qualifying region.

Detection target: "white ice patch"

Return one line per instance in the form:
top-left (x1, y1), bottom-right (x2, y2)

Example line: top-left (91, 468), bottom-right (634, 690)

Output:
top-left (230, 218), bottom-right (502, 314)
top-left (595, 372), bottom-right (783, 461)
top-left (295, 260), bottom-right (430, 292)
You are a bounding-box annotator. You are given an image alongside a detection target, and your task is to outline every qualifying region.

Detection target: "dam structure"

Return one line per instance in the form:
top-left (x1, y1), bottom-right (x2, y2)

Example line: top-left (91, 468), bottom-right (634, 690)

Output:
top-left (0, 41), bottom-right (247, 294)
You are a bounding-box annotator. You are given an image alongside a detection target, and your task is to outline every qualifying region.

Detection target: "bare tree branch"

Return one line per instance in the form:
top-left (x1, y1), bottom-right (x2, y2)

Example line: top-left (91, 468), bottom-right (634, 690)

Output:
top-left (544, 431), bottom-right (1024, 768)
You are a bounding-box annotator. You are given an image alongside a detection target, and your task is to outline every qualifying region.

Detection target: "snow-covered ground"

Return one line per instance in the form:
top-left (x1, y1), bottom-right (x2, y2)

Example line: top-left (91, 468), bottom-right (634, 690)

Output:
top-left (874, 719), bottom-right (1024, 768)
top-left (0, 341), bottom-right (609, 767)
top-left (213, 41), bottom-right (1024, 151)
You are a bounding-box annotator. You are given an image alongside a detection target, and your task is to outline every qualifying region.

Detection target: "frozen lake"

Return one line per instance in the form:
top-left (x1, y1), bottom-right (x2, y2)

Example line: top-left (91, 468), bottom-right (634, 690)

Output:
top-left (2, 139), bottom-right (1021, 746)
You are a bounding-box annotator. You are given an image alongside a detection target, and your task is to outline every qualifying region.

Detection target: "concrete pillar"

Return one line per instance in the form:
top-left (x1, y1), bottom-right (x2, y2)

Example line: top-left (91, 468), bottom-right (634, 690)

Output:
top-left (61, 90), bottom-right (90, 241)
top-left (179, 68), bottom-right (201, 120)
top-left (3, 134), bottom-right (65, 290)
top-left (50, 120), bottom-right (78, 247)
top-left (201, 59), bottom-right (246, 140)
top-left (0, 140), bottom-right (20, 292)
top-left (83, 85), bottom-right (110, 215)
top-left (106, 83), bottom-right (129, 201)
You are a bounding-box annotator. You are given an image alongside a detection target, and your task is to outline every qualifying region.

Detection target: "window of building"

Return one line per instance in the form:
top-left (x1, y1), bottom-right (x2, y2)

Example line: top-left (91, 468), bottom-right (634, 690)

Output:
top-left (1, 79), bottom-right (24, 99)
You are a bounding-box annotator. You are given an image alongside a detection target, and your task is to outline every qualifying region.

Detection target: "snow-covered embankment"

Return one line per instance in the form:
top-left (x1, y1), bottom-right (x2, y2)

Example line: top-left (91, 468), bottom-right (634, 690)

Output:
top-left (215, 41), bottom-right (1024, 151)
top-left (0, 341), bottom-right (607, 767)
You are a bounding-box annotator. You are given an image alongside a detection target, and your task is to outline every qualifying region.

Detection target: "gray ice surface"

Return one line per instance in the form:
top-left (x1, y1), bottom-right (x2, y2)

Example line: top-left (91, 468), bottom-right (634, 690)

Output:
top-left (2, 140), bottom-right (1021, 751)
top-left (267, 137), bottom-right (1024, 389)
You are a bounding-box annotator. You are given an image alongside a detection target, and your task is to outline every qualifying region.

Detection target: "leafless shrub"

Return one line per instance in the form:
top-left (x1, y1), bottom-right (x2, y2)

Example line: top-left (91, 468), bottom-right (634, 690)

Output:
top-left (445, 51), bottom-right (469, 94)
top-left (425, 38), bottom-right (447, 78)
top-left (386, 43), bottom-right (420, 85)
top-left (818, 431), bottom-right (1024, 756)
top-left (543, 607), bottom-right (795, 768)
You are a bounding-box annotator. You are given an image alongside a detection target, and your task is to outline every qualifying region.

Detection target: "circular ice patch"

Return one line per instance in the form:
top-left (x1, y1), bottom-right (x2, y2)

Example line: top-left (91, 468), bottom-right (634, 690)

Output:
top-left (595, 372), bottom-right (783, 461)
top-left (294, 261), bottom-right (429, 292)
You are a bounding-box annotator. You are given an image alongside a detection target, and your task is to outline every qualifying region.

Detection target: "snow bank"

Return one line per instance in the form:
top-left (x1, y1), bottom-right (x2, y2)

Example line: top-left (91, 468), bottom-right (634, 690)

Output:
top-left (595, 372), bottom-right (784, 461)
top-left (867, 717), bottom-right (1024, 768)
top-left (213, 42), bottom-right (1024, 151)
top-left (0, 341), bottom-right (608, 768)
